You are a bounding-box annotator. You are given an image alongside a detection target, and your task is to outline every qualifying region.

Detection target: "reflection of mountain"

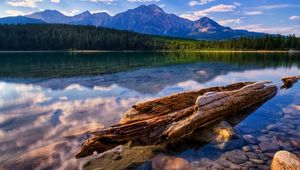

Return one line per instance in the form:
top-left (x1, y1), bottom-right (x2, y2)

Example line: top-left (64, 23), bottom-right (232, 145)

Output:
top-left (33, 62), bottom-right (247, 93)
top-left (1, 52), bottom-right (300, 93)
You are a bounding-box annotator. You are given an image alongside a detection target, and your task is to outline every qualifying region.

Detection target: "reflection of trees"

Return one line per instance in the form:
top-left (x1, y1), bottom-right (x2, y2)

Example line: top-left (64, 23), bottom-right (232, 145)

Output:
top-left (0, 52), bottom-right (299, 78)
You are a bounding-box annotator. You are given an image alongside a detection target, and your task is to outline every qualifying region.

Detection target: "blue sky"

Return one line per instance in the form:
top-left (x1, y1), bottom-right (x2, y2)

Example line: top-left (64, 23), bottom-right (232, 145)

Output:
top-left (0, 0), bottom-right (300, 35)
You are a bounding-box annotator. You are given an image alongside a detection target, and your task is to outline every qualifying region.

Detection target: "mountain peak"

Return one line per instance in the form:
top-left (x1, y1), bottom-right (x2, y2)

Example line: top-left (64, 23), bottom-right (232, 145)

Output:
top-left (134, 4), bottom-right (164, 13)
top-left (198, 17), bottom-right (214, 22)
top-left (44, 9), bottom-right (57, 12)
top-left (42, 9), bottom-right (63, 14)
top-left (195, 17), bottom-right (220, 27)
top-left (28, 9), bottom-right (64, 16)
top-left (148, 4), bottom-right (163, 10)
top-left (82, 11), bottom-right (92, 15)
top-left (75, 11), bottom-right (92, 17)
top-left (93, 12), bottom-right (111, 17)
top-left (27, 9), bottom-right (69, 23)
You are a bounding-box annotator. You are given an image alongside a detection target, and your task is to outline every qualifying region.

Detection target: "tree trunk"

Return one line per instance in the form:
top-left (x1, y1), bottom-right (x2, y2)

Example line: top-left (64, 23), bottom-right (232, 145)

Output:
top-left (75, 81), bottom-right (277, 158)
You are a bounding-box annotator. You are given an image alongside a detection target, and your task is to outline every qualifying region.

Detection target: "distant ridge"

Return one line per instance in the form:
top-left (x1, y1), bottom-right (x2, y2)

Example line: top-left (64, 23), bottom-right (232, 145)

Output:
top-left (0, 4), bottom-right (265, 40)
top-left (0, 16), bottom-right (44, 24)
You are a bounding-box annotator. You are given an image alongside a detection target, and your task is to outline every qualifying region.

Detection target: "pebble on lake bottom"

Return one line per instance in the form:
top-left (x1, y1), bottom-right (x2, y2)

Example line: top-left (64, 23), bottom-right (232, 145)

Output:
top-left (152, 154), bottom-right (190, 170)
top-left (190, 158), bottom-right (213, 169)
top-left (225, 150), bottom-right (248, 164)
top-left (243, 134), bottom-right (258, 144)
top-left (291, 139), bottom-right (300, 149)
top-left (249, 158), bottom-right (265, 164)
top-left (259, 142), bottom-right (280, 152)
top-left (242, 146), bottom-right (252, 152)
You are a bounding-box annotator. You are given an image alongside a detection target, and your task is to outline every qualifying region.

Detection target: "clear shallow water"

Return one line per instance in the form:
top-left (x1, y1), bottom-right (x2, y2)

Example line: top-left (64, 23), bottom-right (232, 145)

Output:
top-left (0, 52), bottom-right (299, 169)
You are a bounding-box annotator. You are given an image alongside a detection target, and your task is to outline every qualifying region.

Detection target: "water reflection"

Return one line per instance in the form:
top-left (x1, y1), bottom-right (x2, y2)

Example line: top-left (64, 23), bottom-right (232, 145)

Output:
top-left (0, 52), bottom-right (299, 170)
top-left (0, 52), bottom-right (299, 78)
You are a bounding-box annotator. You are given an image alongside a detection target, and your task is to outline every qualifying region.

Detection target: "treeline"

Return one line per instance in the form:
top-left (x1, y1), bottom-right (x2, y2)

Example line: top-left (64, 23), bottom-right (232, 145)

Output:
top-left (0, 24), bottom-right (156, 50)
top-left (0, 24), bottom-right (299, 50)
top-left (156, 34), bottom-right (300, 50)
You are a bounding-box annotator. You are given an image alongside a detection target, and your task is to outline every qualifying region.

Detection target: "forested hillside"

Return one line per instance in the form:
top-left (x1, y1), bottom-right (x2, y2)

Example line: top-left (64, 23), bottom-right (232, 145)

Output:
top-left (0, 24), bottom-right (299, 50)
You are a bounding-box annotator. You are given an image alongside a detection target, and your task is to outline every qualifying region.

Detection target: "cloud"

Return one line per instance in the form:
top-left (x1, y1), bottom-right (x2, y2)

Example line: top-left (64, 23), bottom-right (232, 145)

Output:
top-left (233, 2), bottom-right (241, 6)
top-left (89, 0), bottom-right (115, 4)
top-left (180, 13), bottom-right (199, 21)
top-left (212, 67), bottom-right (300, 85)
top-left (65, 84), bottom-right (86, 91)
top-left (181, 4), bottom-right (237, 21)
top-left (6, 0), bottom-right (42, 8)
top-left (194, 4), bottom-right (237, 17)
top-left (159, 4), bottom-right (165, 8)
top-left (90, 10), bottom-right (112, 15)
top-left (289, 15), bottom-right (300, 20)
top-left (235, 24), bottom-right (300, 36)
top-left (244, 11), bottom-right (262, 15)
top-left (128, 0), bottom-right (160, 2)
top-left (258, 4), bottom-right (294, 10)
top-left (189, 0), bottom-right (215, 6)
top-left (5, 10), bottom-right (27, 16)
top-left (60, 9), bottom-right (80, 16)
top-left (218, 17), bottom-right (242, 25)
top-left (0, 82), bottom-right (50, 111)
top-left (50, 0), bottom-right (60, 3)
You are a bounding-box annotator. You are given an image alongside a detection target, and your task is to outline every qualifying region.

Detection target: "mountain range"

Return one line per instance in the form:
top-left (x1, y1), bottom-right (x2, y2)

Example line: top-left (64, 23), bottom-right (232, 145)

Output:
top-left (0, 4), bottom-right (265, 40)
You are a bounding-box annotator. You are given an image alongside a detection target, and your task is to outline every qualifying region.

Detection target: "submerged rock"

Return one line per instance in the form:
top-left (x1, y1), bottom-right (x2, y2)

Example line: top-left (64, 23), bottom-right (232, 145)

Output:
top-left (152, 154), bottom-right (190, 170)
top-left (265, 152), bottom-right (276, 158)
top-left (267, 124), bottom-right (288, 132)
top-left (225, 150), bottom-right (248, 164)
top-left (214, 157), bottom-right (241, 169)
top-left (242, 146), bottom-right (252, 152)
top-left (291, 139), bottom-right (300, 149)
top-left (243, 134), bottom-right (258, 144)
top-left (83, 145), bottom-right (165, 170)
top-left (258, 136), bottom-right (270, 143)
top-left (271, 150), bottom-right (300, 170)
top-left (249, 158), bottom-right (265, 164)
top-left (246, 152), bottom-right (259, 159)
top-left (259, 142), bottom-right (280, 152)
top-left (190, 158), bottom-right (213, 169)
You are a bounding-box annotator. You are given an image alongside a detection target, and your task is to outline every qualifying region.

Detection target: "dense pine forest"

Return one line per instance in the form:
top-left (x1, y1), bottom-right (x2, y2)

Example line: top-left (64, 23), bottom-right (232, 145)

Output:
top-left (0, 24), bottom-right (299, 50)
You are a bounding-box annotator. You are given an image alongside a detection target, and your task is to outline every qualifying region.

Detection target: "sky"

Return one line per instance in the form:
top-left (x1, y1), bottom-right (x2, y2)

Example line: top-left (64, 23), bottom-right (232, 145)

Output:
top-left (0, 0), bottom-right (299, 35)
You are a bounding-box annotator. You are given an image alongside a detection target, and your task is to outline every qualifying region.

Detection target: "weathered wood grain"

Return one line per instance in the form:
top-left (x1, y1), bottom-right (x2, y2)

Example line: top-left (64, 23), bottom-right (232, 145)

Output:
top-left (75, 81), bottom-right (277, 158)
top-left (281, 75), bottom-right (300, 89)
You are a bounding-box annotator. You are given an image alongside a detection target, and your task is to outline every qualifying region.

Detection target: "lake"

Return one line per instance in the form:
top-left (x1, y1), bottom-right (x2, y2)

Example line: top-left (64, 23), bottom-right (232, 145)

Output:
top-left (0, 52), bottom-right (300, 169)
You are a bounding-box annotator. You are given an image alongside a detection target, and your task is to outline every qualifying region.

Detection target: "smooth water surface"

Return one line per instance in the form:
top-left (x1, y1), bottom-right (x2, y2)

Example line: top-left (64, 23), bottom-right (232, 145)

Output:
top-left (0, 52), bottom-right (299, 169)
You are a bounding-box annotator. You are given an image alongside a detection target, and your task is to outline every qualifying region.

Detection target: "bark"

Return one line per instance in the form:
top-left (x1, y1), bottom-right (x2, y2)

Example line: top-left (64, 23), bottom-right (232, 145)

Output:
top-left (75, 81), bottom-right (277, 158)
top-left (281, 75), bottom-right (300, 89)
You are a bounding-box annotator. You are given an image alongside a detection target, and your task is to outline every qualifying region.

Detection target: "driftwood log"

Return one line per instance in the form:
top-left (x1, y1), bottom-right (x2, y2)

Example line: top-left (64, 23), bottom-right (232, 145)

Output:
top-left (76, 81), bottom-right (277, 158)
top-left (281, 75), bottom-right (300, 89)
